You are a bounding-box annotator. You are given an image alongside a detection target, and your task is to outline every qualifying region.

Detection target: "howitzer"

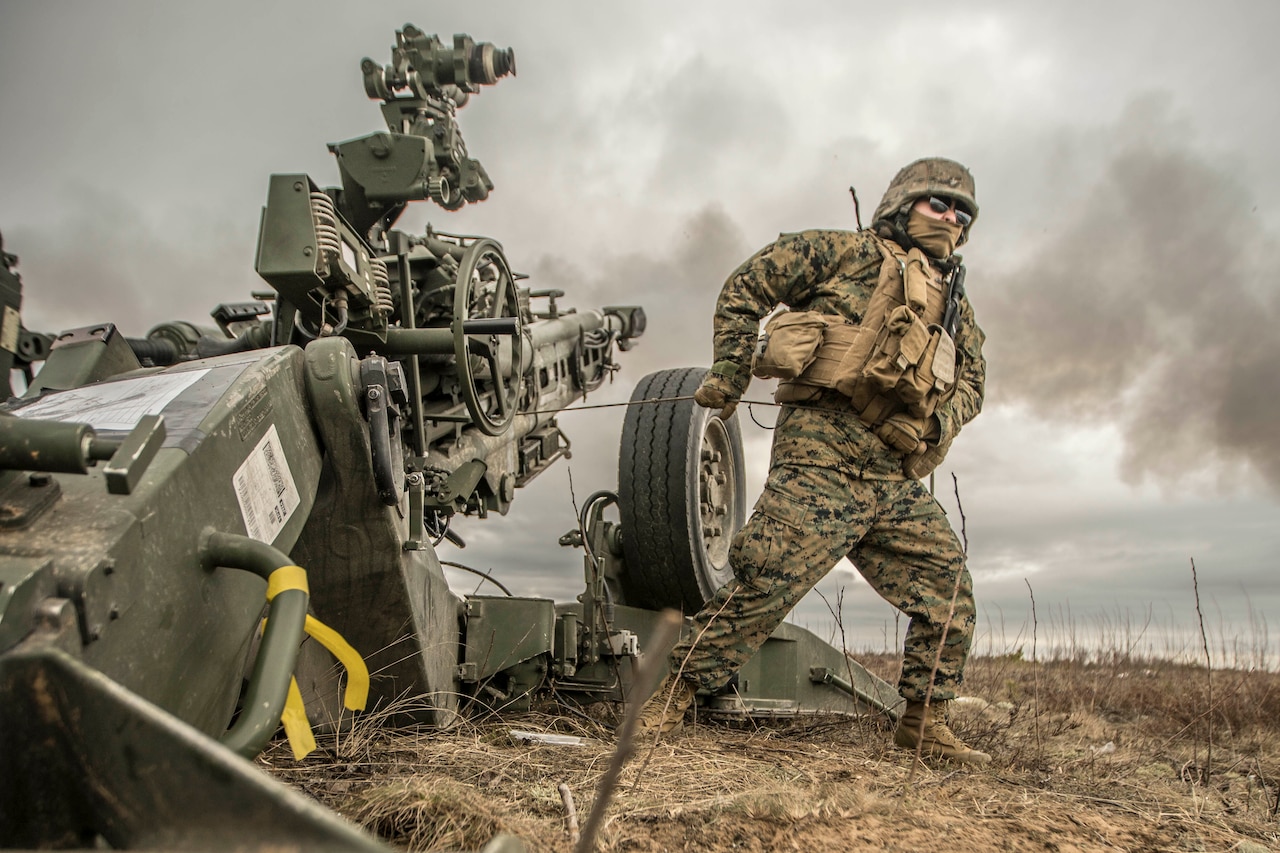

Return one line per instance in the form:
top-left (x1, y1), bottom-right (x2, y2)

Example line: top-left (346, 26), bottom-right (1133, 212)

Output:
top-left (0, 25), bottom-right (897, 852)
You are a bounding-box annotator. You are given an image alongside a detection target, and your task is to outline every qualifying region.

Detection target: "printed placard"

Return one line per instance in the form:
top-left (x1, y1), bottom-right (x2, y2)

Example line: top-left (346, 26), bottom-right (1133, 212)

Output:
top-left (15, 369), bottom-right (210, 430)
top-left (233, 423), bottom-right (301, 544)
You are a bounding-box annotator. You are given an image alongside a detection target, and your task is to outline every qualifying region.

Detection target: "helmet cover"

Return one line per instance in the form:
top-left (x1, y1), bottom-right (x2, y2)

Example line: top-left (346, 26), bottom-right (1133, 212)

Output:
top-left (871, 158), bottom-right (978, 234)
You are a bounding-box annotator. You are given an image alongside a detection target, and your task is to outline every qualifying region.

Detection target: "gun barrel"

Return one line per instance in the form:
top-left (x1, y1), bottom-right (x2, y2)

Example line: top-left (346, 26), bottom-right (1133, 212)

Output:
top-left (527, 310), bottom-right (608, 350)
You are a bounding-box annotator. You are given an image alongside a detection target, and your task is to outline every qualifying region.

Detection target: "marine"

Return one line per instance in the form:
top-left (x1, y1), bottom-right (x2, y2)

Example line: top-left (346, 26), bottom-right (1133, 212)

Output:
top-left (638, 157), bottom-right (991, 764)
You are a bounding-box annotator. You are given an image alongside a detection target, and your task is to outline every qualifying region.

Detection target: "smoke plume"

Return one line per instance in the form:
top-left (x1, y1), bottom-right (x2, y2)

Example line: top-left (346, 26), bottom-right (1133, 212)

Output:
top-left (981, 100), bottom-right (1280, 494)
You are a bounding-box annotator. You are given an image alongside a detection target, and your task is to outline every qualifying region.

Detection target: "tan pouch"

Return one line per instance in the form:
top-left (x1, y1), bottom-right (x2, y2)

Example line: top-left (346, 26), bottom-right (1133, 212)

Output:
top-left (903, 248), bottom-right (933, 313)
top-left (752, 311), bottom-right (829, 380)
top-left (800, 323), bottom-right (863, 389)
top-left (859, 305), bottom-right (930, 394)
top-left (897, 326), bottom-right (958, 416)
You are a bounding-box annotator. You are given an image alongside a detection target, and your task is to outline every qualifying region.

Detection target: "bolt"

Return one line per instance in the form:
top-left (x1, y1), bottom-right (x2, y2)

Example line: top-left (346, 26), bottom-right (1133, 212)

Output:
top-left (28, 473), bottom-right (51, 487)
top-left (368, 387), bottom-right (382, 401)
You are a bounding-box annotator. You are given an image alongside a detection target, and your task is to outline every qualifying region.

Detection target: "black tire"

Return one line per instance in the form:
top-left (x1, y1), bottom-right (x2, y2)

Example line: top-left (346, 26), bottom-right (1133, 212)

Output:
top-left (617, 367), bottom-right (747, 612)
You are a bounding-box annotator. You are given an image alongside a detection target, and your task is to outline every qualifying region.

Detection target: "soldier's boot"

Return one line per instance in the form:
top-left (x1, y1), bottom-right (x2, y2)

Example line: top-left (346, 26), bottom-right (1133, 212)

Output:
top-left (632, 674), bottom-right (697, 736)
top-left (893, 700), bottom-right (991, 765)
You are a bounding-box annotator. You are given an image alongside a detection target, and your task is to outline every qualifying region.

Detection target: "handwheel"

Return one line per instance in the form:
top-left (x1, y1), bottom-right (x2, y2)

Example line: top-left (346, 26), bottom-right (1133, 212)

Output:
top-left (452, 239), bottom-right (524, 436)
top-left (617, 367), bottom-right (747, 612)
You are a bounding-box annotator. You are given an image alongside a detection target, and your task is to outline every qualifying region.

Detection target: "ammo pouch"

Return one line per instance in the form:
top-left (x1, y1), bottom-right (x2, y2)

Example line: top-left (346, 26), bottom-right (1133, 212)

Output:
top-left (776, 310), bottom-right (961, 421)
top-left (870, 316), bottom-right (961, 419)
top-left (751, 311), bottom-right (830, 380)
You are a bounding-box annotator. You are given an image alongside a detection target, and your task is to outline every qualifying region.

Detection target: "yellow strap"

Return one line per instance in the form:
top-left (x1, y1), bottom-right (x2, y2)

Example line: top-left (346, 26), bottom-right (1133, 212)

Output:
top-left (304, 614), bottom-right (370, 711)
top-left (281, 676), bottom-right (317, 760)
top-left (261, 562), bottom-right (370, 760)
top-left (266, 565), bottom-right (309, 601)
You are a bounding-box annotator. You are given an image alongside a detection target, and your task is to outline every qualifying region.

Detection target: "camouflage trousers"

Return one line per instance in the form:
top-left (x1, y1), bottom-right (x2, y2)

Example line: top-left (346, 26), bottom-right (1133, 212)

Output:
top-left (670, 458), bottom-right (975, 703)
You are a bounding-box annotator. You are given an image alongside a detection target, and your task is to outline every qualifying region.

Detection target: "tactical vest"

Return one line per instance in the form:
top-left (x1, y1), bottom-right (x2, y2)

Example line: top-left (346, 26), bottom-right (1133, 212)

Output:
top-left (753, 234), bottom-right (962, 428)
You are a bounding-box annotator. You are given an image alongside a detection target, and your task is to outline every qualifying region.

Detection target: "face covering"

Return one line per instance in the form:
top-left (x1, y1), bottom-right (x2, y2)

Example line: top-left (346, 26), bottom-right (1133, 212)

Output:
top-left (905, 207), bottom-right (964, 260)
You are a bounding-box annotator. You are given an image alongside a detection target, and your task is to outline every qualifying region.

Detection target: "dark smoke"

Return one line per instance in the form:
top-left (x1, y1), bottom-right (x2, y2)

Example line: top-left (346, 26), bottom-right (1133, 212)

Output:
top-left (10, 191), bottom-right (260, 338)
top-left (981, 101), bottom-right (1280, 494)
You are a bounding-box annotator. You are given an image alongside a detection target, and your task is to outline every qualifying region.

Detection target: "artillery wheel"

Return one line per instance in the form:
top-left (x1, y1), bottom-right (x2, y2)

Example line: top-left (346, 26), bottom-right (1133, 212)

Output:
top-left (617, 367), bottom-right (746, 612)
top-left (453, 239), bottom-right (523, 436)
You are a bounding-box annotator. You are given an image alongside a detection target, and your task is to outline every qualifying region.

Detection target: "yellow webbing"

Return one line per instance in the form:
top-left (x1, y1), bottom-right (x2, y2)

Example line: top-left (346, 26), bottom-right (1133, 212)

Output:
top-left (304, 614), bottom-right (370, 711)
top-left (259, 564), bottom-right (369, 760)
top-left (265, 565), bottom-right (309, 600)
top-left (281, 677), bottom-right (317, 761)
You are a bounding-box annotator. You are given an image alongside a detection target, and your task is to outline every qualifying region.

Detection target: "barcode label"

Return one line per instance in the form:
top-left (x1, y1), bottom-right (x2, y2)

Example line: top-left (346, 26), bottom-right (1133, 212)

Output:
top-left (233, 424), bottom-right (301, 544)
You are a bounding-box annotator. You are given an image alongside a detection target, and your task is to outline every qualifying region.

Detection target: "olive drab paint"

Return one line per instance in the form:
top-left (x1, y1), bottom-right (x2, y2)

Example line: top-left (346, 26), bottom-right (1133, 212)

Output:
top-left (0, 24), bottom-right (904, 850)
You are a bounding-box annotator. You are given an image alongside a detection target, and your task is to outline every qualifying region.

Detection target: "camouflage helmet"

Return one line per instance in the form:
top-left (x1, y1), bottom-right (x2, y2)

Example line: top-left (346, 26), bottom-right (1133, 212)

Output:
top-left (871, 157), bottom-right (978, 237)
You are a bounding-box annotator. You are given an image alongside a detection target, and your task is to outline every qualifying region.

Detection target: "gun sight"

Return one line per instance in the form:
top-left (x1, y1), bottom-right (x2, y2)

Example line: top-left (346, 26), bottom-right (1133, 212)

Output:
top-left (363, 27), bottom-right (515, 104)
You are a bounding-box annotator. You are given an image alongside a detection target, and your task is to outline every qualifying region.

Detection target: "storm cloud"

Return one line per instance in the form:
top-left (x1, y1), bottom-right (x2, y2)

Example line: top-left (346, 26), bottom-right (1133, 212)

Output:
top-left (982, 97), bottom-right (1280, 494)
top-left (3, 1), bottom-right (1278, 655)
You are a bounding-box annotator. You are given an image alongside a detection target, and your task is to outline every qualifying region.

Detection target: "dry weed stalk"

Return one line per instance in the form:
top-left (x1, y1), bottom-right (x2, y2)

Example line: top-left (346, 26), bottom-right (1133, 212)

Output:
top-left (816, 585), bottom-right (886, 737)
top-left (577, 609), bottom-right (683, 853)
top-left (1191, 557), bottom-right (1214, 785)
top-left (1025, 578), bottom-right (1042, 762)
top-left (634, 586), bottom-right (740, 785)
top-left (558, 782), bottom-right (580, 845)
top-left (902, 473), bottom-right (971, 791)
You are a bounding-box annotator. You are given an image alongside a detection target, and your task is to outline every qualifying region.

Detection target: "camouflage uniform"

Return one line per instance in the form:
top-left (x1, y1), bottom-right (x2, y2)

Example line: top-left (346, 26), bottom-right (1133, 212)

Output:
top-left (673, 217), bottom-right (986, 704)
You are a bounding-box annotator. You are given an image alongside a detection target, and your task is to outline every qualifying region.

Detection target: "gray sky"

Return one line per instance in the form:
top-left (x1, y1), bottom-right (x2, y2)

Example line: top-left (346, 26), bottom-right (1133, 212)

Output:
top-left (3, 1), bottom-right (1277, 665)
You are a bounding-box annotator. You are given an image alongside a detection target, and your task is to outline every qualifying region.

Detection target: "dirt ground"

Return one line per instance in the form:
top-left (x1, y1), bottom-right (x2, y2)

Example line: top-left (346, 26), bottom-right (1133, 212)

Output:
top-left (261, 655), bottom-right (1280, 852)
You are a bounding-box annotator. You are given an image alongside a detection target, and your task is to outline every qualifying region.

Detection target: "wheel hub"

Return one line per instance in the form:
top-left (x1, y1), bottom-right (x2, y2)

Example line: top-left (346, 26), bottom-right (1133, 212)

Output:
top-left (699, 418), bottom-right (735, 566)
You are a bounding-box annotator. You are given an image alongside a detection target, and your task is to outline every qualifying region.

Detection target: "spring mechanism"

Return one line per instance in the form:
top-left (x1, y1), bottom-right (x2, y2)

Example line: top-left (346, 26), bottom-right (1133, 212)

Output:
top-left (370, 256), bottom-right (394, 318)
top-left (309, 191), bottom-right (341, 268)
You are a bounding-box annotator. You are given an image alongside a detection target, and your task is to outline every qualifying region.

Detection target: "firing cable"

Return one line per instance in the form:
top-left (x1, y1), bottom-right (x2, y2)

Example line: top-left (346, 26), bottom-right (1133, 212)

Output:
top-left (439, 560), bottom-right (513, 596)
top-left (524, 394), bottom-right (790, 418)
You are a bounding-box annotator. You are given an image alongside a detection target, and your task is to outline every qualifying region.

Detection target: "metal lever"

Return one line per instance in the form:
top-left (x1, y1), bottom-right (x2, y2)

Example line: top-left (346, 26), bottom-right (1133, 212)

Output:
top-left (104, 415), bottom-right (166, 496)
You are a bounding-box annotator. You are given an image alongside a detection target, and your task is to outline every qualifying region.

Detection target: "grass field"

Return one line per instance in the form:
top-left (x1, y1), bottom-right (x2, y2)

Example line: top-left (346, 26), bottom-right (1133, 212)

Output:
top-left (262, 649), bottom-right (1280, 852)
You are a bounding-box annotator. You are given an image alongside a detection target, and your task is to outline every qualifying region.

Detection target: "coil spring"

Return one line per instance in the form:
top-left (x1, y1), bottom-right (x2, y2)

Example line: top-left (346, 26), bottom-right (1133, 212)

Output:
top-left (309, 192), bottom-right (341, 265)
top-left (369, 257), bottom-right (394, 318)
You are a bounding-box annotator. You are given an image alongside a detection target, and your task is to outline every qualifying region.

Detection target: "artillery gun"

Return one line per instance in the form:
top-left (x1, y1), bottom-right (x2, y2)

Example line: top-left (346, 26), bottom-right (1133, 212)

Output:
top-left (0, 26), bottom-right (898, 851)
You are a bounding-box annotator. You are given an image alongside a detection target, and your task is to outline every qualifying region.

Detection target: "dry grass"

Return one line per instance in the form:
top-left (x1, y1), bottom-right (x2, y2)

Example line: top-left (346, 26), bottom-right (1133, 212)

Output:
top-left (260, 655), bottom-right (1280, 852)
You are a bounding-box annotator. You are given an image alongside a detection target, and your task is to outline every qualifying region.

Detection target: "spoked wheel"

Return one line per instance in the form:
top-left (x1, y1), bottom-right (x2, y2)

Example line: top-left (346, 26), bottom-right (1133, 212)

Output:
top-left (452, 239), bottom-right (524, 436)
top-left (617, 367), bottom-right (747, 612)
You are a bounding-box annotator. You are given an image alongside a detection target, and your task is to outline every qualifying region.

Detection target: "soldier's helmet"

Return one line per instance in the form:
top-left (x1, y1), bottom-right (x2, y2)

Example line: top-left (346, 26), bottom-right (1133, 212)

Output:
top-left (871, 157), bottom-right (978, 243)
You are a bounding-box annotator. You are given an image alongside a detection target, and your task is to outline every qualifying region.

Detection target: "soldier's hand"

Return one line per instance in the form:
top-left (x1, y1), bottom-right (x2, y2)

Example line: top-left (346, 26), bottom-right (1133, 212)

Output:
top-left (694, 377), bottom-right (740, 420)
top-left (876, 413), bottom-right (928, 454)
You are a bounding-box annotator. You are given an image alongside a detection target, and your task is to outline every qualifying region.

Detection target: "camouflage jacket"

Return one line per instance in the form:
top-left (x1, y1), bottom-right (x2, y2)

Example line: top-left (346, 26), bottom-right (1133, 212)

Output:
top-left (713, 228), bottom-right (986, 479)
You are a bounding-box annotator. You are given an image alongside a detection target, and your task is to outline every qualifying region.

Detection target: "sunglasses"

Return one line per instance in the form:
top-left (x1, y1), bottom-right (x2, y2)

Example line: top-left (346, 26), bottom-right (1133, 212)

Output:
top-left (928, 196), bottom-right (973, 227)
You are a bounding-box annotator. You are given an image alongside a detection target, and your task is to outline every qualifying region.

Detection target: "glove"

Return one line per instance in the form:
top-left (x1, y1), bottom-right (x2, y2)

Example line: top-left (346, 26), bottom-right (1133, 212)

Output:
top-left (694, 372), bottom-right (742, 420)
top-left (876, 413), bottom-right (931, 454)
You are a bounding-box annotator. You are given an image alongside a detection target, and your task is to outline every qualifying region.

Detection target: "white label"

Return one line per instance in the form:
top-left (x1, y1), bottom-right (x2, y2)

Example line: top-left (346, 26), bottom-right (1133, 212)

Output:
top-left (0, 306), bottom-right (20, 354)
top-left (233, 423), bottom-right (301, 544)
top-left (15, 369), bottom-right (210, 431)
